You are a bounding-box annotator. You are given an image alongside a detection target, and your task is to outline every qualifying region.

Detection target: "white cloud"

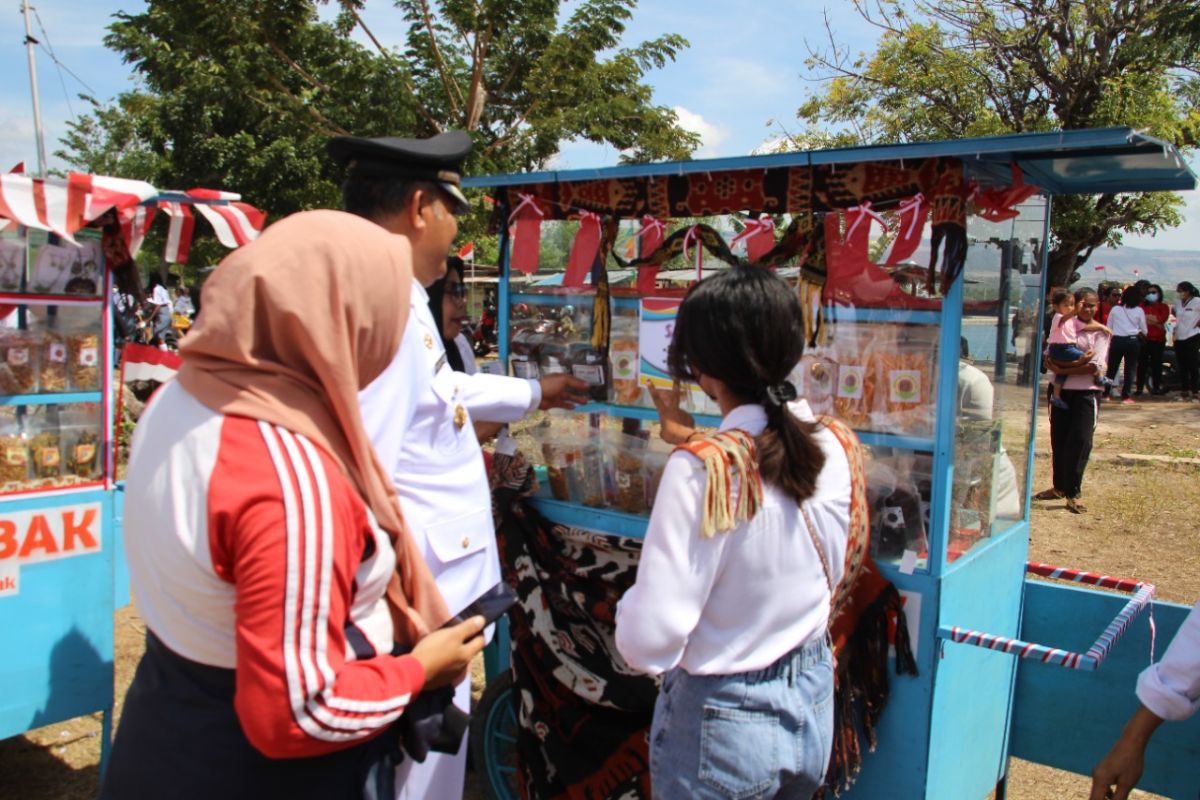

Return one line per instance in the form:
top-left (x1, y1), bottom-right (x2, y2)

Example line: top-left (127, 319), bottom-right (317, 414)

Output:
top-left (672, 106), bottom-right (729, 158)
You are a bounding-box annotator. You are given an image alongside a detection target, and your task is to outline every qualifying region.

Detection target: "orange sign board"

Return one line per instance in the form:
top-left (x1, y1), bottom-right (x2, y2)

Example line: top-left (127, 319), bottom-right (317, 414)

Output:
top-left (0, 502), bottom-right (103, 596)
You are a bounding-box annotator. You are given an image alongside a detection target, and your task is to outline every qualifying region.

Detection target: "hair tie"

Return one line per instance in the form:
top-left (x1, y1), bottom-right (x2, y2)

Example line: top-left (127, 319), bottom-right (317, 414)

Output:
top-left (764, 381), bottom-right (798, 407)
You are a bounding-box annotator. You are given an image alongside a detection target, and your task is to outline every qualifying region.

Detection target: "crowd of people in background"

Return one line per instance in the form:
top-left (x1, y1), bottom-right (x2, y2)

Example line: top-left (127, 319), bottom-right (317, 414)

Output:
top-left (111, 268), bottom-right (203, 353)
top-left (1092, 278), bottom-right (1200, 402)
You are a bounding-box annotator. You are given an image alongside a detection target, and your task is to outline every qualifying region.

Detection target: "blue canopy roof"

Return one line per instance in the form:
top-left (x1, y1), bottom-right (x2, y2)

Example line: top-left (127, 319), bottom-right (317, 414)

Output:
top-left (463, 128), bottom-right (1195, 195)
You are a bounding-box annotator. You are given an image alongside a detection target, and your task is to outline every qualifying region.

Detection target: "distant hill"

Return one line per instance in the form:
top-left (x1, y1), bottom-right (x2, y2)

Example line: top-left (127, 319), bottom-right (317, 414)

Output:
top-left (1083, 246), bottom-right (1200, 288)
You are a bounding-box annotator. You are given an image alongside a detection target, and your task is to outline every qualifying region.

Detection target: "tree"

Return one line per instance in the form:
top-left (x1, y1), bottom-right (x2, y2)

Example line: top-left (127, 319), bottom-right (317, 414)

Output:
top-left (794, 0), bottom-right (1200, 288)
top-left (58, 0), bottom-right (699, 264)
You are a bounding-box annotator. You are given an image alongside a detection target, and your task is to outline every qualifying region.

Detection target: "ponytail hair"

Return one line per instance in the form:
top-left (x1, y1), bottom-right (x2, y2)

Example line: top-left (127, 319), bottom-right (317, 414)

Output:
top-left (668, 266), bottom-right (825, 506)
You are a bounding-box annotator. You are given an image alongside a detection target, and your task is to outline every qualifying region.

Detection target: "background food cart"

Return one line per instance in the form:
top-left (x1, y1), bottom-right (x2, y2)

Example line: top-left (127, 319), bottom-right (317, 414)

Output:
top-left (464, 127), bottom-right (1199, 799)
top-left (0, 174), bottom-right (263, 765)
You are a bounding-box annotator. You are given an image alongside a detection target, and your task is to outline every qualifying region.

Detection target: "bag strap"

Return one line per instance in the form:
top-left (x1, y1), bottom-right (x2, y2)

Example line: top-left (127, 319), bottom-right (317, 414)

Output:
top-left (813, 414), bottom-right (870, 614)
top-left (801, 504), bottom-right (834, 597)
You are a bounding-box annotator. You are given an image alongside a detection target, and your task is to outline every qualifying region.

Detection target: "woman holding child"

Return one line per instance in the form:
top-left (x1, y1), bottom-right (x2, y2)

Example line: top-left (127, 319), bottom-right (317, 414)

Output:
top-left (1035, 287), bottom-right (1111, 514)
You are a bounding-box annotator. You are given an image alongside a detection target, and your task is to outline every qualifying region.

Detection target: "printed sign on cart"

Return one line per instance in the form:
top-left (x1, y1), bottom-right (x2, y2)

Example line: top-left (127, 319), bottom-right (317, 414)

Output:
top-left (637, 297), bottom-right (679, 391)
top-left (0, 502), bottom-right (102, 597)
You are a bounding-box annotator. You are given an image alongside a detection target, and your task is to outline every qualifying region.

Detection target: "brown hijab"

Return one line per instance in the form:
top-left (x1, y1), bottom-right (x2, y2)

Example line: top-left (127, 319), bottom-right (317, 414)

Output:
top-left (178, 209), bottom-right (449, 642)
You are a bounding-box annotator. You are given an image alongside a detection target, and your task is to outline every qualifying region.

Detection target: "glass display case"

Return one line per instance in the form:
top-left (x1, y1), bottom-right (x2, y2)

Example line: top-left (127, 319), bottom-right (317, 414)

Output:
top-left (0, 228), bottom-right (110, 495)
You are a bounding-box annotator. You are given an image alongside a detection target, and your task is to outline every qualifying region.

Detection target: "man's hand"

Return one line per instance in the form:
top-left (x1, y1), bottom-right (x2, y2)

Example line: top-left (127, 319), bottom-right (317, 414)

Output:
top-left (649, 382), bottom-right (696, 445)
top-left (538, 374), bottom-right (589, 410)
top-left (1089, 705), bottom-right (1163, 800)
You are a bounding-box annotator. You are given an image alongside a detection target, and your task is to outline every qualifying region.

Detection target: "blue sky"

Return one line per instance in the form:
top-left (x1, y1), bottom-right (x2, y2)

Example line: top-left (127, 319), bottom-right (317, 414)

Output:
top-left (1, 0), bottom-right (1196, 249)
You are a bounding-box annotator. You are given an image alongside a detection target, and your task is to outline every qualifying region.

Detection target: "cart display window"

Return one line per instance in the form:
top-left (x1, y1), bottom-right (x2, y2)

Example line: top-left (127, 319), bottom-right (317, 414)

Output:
top-left (944, 197), bottom-right (1048, 562)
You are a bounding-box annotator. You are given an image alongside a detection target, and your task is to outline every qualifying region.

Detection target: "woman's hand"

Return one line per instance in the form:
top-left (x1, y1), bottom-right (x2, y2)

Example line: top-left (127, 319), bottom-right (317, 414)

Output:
top-left (410, 616), bottom-right (486, 688)
top-left (649, 381), bottom-right (696, 445)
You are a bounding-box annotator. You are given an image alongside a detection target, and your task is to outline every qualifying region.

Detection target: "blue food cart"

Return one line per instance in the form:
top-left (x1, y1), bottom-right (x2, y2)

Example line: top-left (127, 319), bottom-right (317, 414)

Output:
top-left (465, 127), bottom-right (1199, 798)
top-left (0, 178), bottom-right (261, 770)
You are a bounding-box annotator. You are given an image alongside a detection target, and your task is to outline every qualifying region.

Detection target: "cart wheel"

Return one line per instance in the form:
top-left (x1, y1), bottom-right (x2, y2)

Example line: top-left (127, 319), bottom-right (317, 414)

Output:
top-left (470, 671), bottom-right (519, 800)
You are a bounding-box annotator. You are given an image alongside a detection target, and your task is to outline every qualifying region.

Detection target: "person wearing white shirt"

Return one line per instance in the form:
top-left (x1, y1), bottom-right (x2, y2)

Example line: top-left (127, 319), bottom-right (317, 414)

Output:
top-left (615, 267), bottom-right (851, 799)
top-left (1104, 286), bottom-right (1148, 403)
top-left (1090, 600), bottom-right (1200, 799)
top-left (146, 273), bottom-right (173, 346)
top-left (427, 257), bottom-right (586, 444)
top-left (333, 131), bottom-right (584, 800)
top-left (1172, 281), bottom-right (1200, 400)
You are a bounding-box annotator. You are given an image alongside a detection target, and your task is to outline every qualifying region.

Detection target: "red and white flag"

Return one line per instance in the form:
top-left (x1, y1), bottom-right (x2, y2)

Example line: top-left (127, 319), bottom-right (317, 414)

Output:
top-left (162, 202), bottom-right (195, 263)
top-left (120, 343), bottom-right (183, 383)
top-left (0, 172), bottom-right (155, 241)
top-left (187, 189), bottom-right (266, 248)
top-left (1133, 269), bottom-right (1141, 277)
top-left (120, 204), bottom-right (158, 257)
top-left (1094, 264), bottom-right (1106, 271)
top-left (457, 242), bottom-right (475, 262)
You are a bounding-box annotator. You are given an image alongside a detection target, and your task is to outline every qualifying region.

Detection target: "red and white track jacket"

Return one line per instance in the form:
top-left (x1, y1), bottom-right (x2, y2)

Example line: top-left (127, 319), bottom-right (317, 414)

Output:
top-left (123, 381), bottom-right (425, 758)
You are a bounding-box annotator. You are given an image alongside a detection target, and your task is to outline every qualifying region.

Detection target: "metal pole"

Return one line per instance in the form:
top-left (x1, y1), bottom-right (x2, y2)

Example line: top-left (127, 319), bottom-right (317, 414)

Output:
top-left (22, 0), bottom-right (49, 177)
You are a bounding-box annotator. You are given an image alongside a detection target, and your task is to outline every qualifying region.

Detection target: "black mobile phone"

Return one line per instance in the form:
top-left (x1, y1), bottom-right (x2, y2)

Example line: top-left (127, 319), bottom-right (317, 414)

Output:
top-left (442, 581), bottom-right (517, 629)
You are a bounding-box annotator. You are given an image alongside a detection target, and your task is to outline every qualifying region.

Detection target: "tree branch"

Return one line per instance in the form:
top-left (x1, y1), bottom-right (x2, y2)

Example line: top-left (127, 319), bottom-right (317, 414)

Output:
top-left (416, 0), bottom-right (465, 118)
top-left (342, 3), bottom-right (443, 132)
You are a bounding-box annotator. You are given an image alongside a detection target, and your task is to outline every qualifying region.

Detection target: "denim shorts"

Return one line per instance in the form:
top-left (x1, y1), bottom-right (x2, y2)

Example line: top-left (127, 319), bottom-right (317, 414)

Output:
top-left (649, 636), bottom-right (833, 800)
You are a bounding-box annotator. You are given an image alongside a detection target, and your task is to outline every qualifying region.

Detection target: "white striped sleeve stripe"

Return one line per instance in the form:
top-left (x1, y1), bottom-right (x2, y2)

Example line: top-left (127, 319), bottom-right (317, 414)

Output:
top-left (258, 423), bottom-right (413, 741)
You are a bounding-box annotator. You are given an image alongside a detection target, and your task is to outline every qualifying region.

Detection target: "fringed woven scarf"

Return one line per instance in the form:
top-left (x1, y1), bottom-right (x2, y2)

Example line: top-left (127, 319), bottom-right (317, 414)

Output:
top-left (671, 429), bottom-right (764, 538)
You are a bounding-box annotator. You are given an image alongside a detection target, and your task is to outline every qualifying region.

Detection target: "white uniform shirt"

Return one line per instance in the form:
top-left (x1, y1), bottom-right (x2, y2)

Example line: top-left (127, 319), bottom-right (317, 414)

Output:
top-left (615, 400), bottom-right (852, 676)
top-left (1107, 305), bottom-right (1147, 338)
top-left (453, 333), bottom-right (476, 375)
top-left (447, 331), bottom-right (541, 422)
top-left (1137, 600), bottom-right (1200, 720)
top-left (1174, 297), bottom-right (1200, 343)
top-left (359, 282), bottom-right (532, 615)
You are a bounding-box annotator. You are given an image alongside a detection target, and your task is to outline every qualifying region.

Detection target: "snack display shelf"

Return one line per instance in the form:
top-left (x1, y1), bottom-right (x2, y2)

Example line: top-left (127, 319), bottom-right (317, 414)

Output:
top-left (572, 401), bottom-right (721, 428)
top-left (825, 304), bottom-right (941, 325)
top-left (0, 391), bottom-right (102, 407)
top-left (0, 292), bottom-right (105, 306)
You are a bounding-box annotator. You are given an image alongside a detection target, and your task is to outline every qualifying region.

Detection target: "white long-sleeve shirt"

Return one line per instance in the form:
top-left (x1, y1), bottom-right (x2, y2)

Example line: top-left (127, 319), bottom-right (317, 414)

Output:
top-left (1107, 305), bottom-right (1147, 338)
top-left (1136, 600), bottom-right (1200, 721)
top-left (1174, 297), bottom-right (1200, 343)
top-left (615, 400), bottom-right (851, 676)
top-left (359, 282), bottom-right (535, 617)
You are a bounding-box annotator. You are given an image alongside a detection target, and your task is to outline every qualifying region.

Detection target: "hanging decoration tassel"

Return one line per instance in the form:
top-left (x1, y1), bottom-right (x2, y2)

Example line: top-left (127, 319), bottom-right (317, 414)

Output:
top-left (563, 210), bottom-right (602, 287)
top-left (634, 215), bottom-right (665, 295)
top-left (508, 193), bottom-right (544, 275)
top-left (730, 214), bottom-right (777, 263)
top-left (799, 278), bottom-right (825, 349)
top-left (884, 193), bottom-right (927, 266)
top-left (682, 225), bottom-right (704, 284)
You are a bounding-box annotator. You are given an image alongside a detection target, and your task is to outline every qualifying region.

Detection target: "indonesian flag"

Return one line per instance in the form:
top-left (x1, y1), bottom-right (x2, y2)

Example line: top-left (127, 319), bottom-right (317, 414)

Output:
top-left (457, 242), bottom-right (475, 262)
top-left (162, 202), bottom-right (195, 263)
top-left (187, 188), bottom-right (266, 248)
top-left (120, 204), bottom-right (158, 257)
top-left (1094, 264), bottom-right (1106, 271)
top-left (121, 343), bottom-right (183, 383)
top-left (0, 172), bottom-right (156, 241)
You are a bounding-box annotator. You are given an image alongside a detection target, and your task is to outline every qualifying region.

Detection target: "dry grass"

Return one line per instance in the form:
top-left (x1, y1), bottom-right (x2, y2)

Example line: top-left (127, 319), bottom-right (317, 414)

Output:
top-left (2, 396), bottom-right (1197, 800)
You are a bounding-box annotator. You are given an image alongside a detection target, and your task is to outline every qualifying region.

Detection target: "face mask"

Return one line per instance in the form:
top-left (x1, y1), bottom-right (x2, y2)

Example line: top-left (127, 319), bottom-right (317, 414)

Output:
top-left (1147, 293), bottom-right (1159, 302)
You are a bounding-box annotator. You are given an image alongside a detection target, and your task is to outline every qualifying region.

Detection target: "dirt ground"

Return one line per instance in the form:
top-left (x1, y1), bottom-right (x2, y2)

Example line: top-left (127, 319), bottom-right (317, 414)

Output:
top-left (2, 394), bottom-right (1196, 800)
